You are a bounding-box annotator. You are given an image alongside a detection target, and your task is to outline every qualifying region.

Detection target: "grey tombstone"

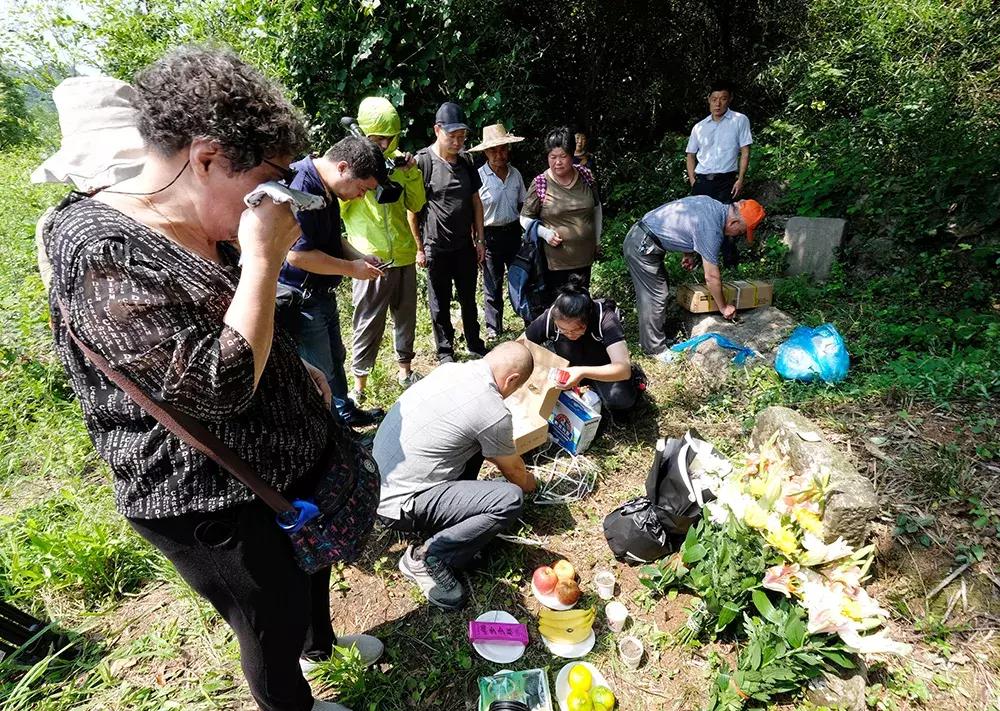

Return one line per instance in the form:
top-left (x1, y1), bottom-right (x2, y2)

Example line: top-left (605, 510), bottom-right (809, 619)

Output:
top-left (783, 216), bottom-right (848, 281)
top-left (751, 406), bottom-right (877, 547)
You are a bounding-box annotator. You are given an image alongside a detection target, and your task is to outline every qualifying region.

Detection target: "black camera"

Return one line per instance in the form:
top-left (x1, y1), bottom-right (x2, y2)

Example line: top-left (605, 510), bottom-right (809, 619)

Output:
top-left (340, 116), bottom-right (404, 204)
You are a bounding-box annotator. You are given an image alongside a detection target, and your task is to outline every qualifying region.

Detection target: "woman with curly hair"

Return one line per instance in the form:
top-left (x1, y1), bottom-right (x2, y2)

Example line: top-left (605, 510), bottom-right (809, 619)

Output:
top-left (42, 46), bottom-right (377, 711)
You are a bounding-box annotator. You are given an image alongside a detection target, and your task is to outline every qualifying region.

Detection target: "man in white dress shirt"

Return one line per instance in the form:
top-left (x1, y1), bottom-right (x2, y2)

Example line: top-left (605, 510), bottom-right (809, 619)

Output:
top-left (685, 80), bottom-right (753, 203)
top-left (470, 123), bottom-right (528, 340)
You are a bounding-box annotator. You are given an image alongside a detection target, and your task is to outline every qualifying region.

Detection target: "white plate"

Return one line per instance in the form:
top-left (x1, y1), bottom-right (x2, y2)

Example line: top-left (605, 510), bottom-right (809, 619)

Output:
top-left (540, 629), bottom-right (595, 659)
top-left (471, 610), bottom-right (526, 664)
top-left (554, 661), bottom-right (615, 711)
top-left (531, 580), bottom-right (575, 610)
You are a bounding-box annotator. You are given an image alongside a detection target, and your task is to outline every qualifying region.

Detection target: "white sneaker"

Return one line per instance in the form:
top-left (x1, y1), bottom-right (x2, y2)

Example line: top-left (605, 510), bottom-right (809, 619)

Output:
top-left (299, 634), bottom-right (384, 674)
top-left (336, 634), bottom-right (384, 666)
top-left (397, 371), bottom-right (421, 389)
top-left (312, 701), bottom-right (351, 711)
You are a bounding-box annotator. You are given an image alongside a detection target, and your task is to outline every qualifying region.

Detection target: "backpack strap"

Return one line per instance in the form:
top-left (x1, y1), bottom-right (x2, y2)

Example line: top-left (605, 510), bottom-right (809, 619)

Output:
top-left (533, 173), bottom-right (548, 204)
top-left (415, 150), bottom-right (433, 197)
top-left (575, 164), bottom-right (595, 188)
top-left (545, 307), bottom-right (557, 341)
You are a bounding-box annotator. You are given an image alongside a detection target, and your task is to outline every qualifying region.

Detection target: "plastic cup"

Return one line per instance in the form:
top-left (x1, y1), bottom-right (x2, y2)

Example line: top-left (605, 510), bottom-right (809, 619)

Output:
top-left (594, 570), bottom-right (615, 600)
top-left (618, 635), bottom-right (644, 670)
top-left (605, 601), bottom-right (628, 633)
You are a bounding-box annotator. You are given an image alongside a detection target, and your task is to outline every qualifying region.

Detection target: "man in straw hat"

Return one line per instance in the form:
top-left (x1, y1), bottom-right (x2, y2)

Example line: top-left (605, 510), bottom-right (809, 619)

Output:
top-left (624, 195), bottom-right (766, 361)
top-left (469, 123), bottom-right (527, 340)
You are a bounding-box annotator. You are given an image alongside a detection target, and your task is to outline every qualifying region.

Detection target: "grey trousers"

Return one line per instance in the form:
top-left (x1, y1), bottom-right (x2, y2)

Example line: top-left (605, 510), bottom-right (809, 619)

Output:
top-left (351, 264), bottom-right (417, 376)
top-left (623, 222), bottom-right (670, 355)
top-left (385, 454), bottom-right (524, 569)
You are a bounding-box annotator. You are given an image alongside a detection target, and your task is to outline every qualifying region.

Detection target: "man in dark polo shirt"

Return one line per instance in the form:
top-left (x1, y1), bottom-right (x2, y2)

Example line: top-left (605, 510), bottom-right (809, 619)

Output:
top-left (277, 135), bottom-right (389, 427)
top-left (411, 102), bottom-right (488, 363)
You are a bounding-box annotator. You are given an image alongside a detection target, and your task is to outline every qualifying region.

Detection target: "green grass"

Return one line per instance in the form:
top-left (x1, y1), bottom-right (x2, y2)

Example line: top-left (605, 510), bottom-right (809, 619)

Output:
top-left (1, 128), bottom-right (998, 710)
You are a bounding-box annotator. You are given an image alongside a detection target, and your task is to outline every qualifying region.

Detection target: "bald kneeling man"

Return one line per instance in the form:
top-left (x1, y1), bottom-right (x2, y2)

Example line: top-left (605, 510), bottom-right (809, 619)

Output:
top-left (373, 342), bottom-right (536, 609)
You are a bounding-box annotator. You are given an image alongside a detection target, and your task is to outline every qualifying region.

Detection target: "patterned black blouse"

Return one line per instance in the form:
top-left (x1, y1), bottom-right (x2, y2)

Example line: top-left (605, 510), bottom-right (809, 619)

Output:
top-left (45, 194), bottom-right (334, 519)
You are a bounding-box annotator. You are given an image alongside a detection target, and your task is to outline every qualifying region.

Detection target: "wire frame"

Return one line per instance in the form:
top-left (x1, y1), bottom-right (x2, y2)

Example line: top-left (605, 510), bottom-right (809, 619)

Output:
top-left (528, 441), bottom-right (600, 505)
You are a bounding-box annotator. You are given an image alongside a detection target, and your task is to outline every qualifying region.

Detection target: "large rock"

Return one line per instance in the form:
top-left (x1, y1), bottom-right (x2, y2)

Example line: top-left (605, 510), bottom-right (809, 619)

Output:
top-left (681, 306), bottom-right (796, 380)
top-left (751, 406), bottom-right (877, 547)
top-left (783, 216), bottom-right (847, 281)
top-left (805, 666), bottom-right (868, 711)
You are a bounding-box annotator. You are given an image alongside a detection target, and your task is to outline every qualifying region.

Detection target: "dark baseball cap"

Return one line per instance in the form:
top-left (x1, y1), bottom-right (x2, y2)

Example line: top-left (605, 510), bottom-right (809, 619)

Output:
top-left (435, 102), bottom-right (469, 133)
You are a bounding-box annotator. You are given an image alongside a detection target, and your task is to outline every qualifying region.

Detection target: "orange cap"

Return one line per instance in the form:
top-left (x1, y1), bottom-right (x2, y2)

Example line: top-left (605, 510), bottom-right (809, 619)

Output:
top-left (738, 199), bottom-right (766, 243)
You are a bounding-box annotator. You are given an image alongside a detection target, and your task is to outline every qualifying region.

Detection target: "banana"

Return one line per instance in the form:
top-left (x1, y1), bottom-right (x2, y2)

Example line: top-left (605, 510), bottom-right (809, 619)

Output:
top-left (538, 620), bottom-right (593, 645)
top-left (537, 606), bottom-right (596, 645)
top-left (538, 607), bottom-right (595, 625)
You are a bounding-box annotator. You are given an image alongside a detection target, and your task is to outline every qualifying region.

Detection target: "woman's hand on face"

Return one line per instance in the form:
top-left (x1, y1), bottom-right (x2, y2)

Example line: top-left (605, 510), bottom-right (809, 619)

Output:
top-left (237, 199), bottom-right (300, 266)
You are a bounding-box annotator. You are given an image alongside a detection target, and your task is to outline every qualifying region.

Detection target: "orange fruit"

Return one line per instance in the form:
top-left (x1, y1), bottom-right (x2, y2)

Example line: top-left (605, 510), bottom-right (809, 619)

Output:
top-left (591, 685), bottom-right (616, 710)
top-left (567, 663), bottom-right (593, 692)
top-left (566, 689), bottom-right (593, 711)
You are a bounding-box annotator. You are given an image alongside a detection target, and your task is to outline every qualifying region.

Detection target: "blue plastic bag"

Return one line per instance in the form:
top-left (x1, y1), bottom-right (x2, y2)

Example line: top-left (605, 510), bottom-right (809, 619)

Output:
top-left (775, 324), bottom-right (850, 383)
top-left (669, 333), bottom-right (757, 365)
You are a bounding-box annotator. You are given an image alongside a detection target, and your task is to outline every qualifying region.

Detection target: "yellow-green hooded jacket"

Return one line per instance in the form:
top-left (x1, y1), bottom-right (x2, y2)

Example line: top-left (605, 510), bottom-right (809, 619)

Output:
top-left (339, 97), bottom-right (426, 266)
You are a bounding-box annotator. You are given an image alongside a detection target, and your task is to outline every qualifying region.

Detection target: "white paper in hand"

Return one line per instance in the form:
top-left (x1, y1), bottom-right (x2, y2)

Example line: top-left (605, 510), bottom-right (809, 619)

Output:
top-left (243, 181), bottom-right (326, 215)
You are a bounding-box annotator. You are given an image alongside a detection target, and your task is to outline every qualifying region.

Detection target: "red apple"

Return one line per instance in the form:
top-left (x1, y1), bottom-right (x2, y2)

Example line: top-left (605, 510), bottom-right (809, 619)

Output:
top-left (555, 579), bottom-right (582, 605)
top-left (553, 559), bottom-right (576, 582)
top-left (533, 566), bottom-right (558, 595)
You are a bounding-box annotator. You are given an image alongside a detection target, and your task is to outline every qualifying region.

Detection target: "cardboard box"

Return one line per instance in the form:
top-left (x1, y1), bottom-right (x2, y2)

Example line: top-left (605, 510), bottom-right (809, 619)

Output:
top-left (676, 279), bottom-right (773, 313)
top-left (548, 390), bottom-right (602, 455)
top-left (505, 338), bottom-right (569, 454)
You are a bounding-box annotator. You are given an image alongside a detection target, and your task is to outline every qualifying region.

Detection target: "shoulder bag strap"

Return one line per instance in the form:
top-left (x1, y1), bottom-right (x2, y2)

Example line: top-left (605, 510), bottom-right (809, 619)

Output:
top-left (55, 297), bottom-right (296, 516)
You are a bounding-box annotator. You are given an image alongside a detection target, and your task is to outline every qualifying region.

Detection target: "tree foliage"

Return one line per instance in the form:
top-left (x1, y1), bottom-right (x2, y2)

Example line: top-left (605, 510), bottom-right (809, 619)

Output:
top-left (0, 66), bottom-right (33, 149)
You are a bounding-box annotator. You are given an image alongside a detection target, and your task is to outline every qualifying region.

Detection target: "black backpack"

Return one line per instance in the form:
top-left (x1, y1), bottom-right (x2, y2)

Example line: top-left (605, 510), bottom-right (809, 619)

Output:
top-left (602, 430), bottom-right (722, 564)
top-left (507, 220), bottom-right (550, 323)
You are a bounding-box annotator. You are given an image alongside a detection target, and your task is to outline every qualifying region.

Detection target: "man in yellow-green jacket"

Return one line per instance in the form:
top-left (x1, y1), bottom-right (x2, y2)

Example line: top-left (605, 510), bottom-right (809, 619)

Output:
top-left (342, 97), bottom-right (427, 402)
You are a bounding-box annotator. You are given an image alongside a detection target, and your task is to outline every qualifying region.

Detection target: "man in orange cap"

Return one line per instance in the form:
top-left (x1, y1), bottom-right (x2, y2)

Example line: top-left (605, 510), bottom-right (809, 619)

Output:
top-left (623, 195), bottom-right (765, 360)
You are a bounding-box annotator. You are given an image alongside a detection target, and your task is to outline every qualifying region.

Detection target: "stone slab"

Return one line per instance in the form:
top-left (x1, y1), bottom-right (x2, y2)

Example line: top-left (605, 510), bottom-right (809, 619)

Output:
top-left (751, 406), bottom-right (877, 547)
top-left (783, 216), bottom-right (847, 281)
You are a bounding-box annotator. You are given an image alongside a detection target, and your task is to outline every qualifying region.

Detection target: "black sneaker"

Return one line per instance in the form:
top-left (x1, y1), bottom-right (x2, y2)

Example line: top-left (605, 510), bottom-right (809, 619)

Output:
top-left (342, 407), bottom-right (385, 428)
top-left (437, 353), bottom-right (456, 364)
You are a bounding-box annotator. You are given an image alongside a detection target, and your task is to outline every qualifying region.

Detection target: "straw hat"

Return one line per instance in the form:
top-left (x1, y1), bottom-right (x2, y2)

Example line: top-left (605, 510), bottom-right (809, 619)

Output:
top-left (469, 123), bottom-right (525, 152)
top-left (31, 76), bottom-right (145, 191)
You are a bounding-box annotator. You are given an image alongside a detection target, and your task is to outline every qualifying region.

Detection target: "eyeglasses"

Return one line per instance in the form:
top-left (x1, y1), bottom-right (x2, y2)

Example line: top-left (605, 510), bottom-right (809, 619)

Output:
top-left (263, 159), bottom-right (296, 184)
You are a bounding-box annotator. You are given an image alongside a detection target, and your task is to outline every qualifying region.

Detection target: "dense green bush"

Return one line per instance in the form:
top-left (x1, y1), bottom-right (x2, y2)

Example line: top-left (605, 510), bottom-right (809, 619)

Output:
top-left (0, 66), bottom-right (33, 148)
top-left (754, 0), bottom-right (1000, 247)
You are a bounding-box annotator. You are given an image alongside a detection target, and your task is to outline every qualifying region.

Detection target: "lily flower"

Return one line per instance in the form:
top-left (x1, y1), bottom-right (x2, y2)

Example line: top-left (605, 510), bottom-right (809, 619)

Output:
top-left (762, 563), bottom-right (802, 597)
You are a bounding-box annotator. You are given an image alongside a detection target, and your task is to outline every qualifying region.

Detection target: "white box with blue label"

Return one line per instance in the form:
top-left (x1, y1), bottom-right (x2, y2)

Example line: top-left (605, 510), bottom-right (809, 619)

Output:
top-left (548, 390), bottom-right (601, 455)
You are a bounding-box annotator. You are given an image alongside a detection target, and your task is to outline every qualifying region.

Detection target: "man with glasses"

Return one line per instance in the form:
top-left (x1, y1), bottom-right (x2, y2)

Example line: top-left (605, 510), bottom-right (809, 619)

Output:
top-left (411, 102), bottom-right (488, 364)
top-left (276, 135), bottom-right (390, 427)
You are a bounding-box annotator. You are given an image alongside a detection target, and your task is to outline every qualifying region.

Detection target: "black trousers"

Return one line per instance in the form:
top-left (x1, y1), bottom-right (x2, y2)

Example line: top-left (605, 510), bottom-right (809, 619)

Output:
top-left (544, 266), bottom-right (592, 308)
top-left (589, 377), bottom-right (640, 413)
top-left (129, 498), bottom-right (334, 711)
top-left (482, 223), bottom-right (523, 335)
top-left (426, 245), bottom-right (485, 358)
top-left (692, 172), bottom-right (737, 203)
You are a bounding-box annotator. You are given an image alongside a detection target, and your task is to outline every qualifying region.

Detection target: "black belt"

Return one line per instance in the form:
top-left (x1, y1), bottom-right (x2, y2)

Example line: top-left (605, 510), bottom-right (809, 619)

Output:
top-left (696, 171), bottom-right (737, 181)
top-left (637, 220), bottom-right (660, 242)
